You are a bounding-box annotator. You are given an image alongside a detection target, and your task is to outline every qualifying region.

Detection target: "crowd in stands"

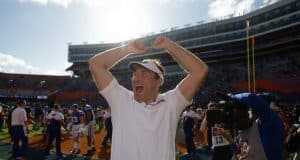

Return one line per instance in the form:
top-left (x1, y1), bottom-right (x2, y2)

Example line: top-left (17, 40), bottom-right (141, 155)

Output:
top-left (1, 51), bottom-right (299, 109)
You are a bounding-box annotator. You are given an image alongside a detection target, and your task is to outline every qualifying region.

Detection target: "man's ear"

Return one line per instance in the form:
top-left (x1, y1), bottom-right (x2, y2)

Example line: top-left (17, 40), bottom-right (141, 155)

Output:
top-left (159, 78), bottom-right (164, 87)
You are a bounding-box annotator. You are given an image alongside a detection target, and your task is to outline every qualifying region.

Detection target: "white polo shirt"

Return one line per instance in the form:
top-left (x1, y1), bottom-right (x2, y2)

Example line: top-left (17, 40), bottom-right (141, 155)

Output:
top-left (11, 107), bottom-right (27, 126)
top-left (100, 78), bottom-right (191, 160)
top-left (46, 110), bottom-right (64, 121)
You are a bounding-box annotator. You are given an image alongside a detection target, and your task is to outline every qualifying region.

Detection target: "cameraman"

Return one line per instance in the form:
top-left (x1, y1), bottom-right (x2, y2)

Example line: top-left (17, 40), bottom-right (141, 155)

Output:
top-left (229, 93), bottom-right (285, 160)
top-left (200, 102), bottom-right (233, 160)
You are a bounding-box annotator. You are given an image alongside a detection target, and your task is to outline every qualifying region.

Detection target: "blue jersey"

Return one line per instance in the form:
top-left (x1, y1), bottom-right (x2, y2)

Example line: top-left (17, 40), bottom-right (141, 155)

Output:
top-left (72, 109), bottom-right (83, 125)
top-left (232, 93), bottom-right (285, 160)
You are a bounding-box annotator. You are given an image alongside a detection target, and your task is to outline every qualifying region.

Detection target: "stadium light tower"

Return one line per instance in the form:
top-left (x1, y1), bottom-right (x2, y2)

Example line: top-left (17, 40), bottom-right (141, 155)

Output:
top-left (246, 20), bottom-right (256, 93)
top-left (246, 20), bottom-right (251, 93)
top-left (252, 36), bottom-right (256, 93)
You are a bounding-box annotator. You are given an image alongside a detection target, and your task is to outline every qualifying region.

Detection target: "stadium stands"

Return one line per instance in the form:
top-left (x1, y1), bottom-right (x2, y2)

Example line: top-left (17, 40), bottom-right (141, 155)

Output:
top-left (65, 0), bottom-right (300, 106)
top-left (0, 0), bottom-right (299, 108)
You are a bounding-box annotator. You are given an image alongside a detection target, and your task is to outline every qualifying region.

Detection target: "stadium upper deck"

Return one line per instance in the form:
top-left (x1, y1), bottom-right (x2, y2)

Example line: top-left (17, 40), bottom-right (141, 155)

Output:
top-left (67, 0), bottom-right (300, 77)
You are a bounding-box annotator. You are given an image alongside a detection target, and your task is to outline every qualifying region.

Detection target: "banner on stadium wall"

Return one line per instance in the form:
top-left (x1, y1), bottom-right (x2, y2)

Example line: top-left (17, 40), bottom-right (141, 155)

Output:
top-left (0, 95), bottom-right (48, 100)
top-left (231, 77), bottom-right (300, 94)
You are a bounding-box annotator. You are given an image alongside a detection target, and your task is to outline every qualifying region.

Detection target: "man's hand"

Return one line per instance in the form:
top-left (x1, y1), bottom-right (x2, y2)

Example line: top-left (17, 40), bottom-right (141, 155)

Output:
top-left (152, 36), bottom-right (172, 50)
top-left (216, 127), bottom-right (234, 143)
top-left (126, 39), bottom-right (147, 54)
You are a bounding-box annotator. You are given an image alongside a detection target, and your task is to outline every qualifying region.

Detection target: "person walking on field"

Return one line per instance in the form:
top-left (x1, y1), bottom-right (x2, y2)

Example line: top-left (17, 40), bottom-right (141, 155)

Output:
top-left (70, 104), bottom-right (83, 155)
top-left (11, 99), bottom-right (29, 160)
top-left (44, 104), bottom-right (65, 159)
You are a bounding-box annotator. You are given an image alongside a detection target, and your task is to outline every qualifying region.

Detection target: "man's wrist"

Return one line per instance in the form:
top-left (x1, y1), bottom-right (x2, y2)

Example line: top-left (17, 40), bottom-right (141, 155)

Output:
top-left (164, 38), bottom-right (174, 51)
top-left (165, 40), bottom-right (180, 55)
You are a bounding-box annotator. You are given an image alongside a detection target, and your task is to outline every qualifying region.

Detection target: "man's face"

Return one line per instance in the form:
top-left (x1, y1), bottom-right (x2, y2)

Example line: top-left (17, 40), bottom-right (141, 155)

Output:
top-left (72, 106), bottom-right (77, 111)
top-left (20, 100), bottom-right (26, 107)
top-left (131, 66), bottom-right (162, 103)
top-left (80, 101), bottom-right (85, 107)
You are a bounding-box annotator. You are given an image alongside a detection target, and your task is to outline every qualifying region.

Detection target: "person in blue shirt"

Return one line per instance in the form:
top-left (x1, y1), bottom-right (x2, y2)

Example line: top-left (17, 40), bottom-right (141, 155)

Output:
top-left (225, 93), bottom-right (285, 160)
top-left (70, 104), bottom-right (83, 154)
top-left (80, 98), bottom-right (96, 156)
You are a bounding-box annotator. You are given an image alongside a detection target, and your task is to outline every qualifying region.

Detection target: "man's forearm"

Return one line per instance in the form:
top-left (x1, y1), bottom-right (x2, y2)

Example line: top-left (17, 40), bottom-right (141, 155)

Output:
top-left (160, 38), bottom-right (207, 101)
top-left (89, 45), bottom-right (130, 70)
top-left (89, 45), bottom-right (131, 90)
top-left (166, 41), bottom-right (207, 76)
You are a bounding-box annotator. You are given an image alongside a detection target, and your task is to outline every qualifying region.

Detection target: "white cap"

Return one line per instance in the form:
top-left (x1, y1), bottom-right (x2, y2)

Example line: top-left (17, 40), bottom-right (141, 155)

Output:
top-left (129, 59), bottom-right (164, 80)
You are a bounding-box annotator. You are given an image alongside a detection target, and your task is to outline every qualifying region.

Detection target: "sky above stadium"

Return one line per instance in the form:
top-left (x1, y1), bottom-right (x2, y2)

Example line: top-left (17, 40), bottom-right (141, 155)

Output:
top-left (0, 0), bottom-right (279, 75)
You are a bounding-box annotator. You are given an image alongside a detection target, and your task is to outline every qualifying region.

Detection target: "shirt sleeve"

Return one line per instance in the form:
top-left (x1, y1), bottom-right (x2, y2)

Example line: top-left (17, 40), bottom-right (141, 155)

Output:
top-left (46, 112), bottom-right (52, 119)
top-left (165, 87), bottom-right (192, 119)
top-left (23, 109), bottom-right (27, 122)
top-left (191, 111), bottom-right (196, 118)
top-left (99, 78), bottom-right (132, 114)
top-left (61, 113), bottom-right (64, 120)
